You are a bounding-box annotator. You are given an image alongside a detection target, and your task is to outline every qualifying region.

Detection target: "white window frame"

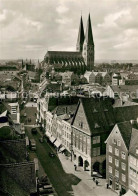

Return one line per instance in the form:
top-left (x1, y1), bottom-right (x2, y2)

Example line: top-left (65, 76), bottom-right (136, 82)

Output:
top-left (115, 159), bottom-right (119, 167)
top-left (121, 162), bottom-right (126, 171)
top-left (115, 169), bottom-right (119, 178)
top-left (122, 174), bottom-right (126, 182)
top-left (117, 140), bottom-right (121, 146)
top-left (109, 166), bottom-right (112, 174)
top-left (115, 148), bottom-right (119, 156)
top-left (121, 151), bottom-right (126, 160)
top-left (109, 155), bottom-right (112, 163)
top-left (109, 145), bottom-right (112, 153)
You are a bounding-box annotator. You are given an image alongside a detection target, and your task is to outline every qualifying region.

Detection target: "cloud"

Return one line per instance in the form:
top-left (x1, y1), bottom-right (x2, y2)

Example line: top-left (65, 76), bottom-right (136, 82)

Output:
top-left (0, 0), bottom-right (138, 60)
top-left (56, 5), bottom-right (69, 14)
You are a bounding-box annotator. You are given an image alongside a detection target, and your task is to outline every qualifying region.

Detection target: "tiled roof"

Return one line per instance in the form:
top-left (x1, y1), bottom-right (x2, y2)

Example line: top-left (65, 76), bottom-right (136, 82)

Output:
top-left (117, 121), bottom-right (132, 149)
top-left (46, 51), bottom-right (82, 57)
top-left (80, 97), bottom-right (115, 134)
top-left (110, 85), bottom-right (138, 93)
top-left (113, 99), bottom-right (138, 107)
top-left (129, 128), bottom-right (138, 157)
top-left (52, 104), bottom-right (77, 116)
top-left (114, 105), bottom-right (138, 123)
top-left (72, 97), bottom-right (138, 136)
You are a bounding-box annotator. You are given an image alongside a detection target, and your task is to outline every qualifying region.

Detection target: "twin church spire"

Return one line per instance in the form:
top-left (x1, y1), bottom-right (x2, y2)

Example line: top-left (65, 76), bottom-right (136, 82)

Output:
top-left (76, 16), bottom-right (85, 52)
top-left (76, 13), bottom-right (95, 71)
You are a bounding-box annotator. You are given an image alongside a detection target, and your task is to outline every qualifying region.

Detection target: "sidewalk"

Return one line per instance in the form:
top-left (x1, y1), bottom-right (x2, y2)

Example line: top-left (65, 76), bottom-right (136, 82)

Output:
top-left (58, 153), bottom-right (117, 196)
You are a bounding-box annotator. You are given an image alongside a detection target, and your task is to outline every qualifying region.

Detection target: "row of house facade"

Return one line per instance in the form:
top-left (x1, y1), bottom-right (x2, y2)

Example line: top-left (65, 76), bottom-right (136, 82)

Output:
top-left (84, 71), bottom-right (112, 86)
top-left (37, 96), bottom-right (138, 181)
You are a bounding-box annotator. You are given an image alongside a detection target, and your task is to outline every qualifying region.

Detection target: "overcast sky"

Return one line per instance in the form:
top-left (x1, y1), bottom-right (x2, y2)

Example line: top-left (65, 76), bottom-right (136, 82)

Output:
top-left (0, 0), bottom-right (138, 60)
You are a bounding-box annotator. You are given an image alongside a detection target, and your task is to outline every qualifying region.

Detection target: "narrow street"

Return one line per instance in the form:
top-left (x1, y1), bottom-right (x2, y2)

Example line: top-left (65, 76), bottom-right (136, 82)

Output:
top-left (26, 128), bottom-right (117, 196)
top-left (26, 128), bottom-right (81, 196)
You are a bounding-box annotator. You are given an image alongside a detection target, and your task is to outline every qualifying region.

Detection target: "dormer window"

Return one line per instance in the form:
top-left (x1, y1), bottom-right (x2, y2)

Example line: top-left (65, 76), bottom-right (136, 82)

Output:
top-left (104, 108), bottom-right (108, 112)
top-left (93, 108), bottom-right (98, 113)
top-left (95, 123), bottom-right (100, 128)
top-left (79, 121), bottom-right (83, 129)
top-left (112, 138), bottom-right (117, 144)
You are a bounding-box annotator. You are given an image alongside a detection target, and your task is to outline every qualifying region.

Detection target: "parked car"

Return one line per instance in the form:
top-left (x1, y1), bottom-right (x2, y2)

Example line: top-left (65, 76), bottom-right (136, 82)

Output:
top-left (29, 139), bottom-right (36, 151)
top-left (31, 128), bottom-right (37, 134)
top-left (49, 152), bottom-right (55, 157)
top-left (39, 137), bottom-right (44, 143)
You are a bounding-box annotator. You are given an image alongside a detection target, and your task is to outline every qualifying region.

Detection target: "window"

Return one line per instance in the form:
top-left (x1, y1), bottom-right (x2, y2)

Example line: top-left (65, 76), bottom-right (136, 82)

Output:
top-left (94, 123), bottom-right (100, 128)
top-left (93, 136), bottom-right (100, 144)
top-left (115, 170), bottom-right (119, 178)
top-left (130, 167), bottom-right (133, 175)
top-left (115, 148), bottom-right (119, 156)
top-left (109, 156), bottom-right (112, 163)
top-left (121, 162), bottom-right (126, 171)
top-left (130, 155), bottom-right (133, 164)
top-left (130, 180), bottom-right (135, 188)
top-left (121, 151), bottom-right (126, 159)
top-left (109, 166), bottom-right (112, 174)
top-left (122, 174), bottom-right (126, 182)
top-left (115, 182), bottom-right (119, 190)
top-left (133, 157), bottom-right (136, 166)
top-left (109, 145), bottom-right (112, 153)
top-left (112, 138), bottom-right (117, 144)
top-left (93, 147), bottom-right (100, 157)
top-left (117, 140), bottom-right (121, 146)
top-left (115, 159), bottom-right (119, 167)
top-left (79, 121), bottom-right (83, 129)
top-left (97, 147), bottom-right (100, 156)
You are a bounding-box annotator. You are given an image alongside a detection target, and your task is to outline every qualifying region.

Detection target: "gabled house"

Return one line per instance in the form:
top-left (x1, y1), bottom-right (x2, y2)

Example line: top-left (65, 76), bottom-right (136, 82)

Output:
top-left (128, 128), bottom-right (138, 195)
top-left (84, 71), bottom-right (95, 84)
top-left (105, 121), bottom-right (138, 195)
top-left (84, 71), bottom-right (111, 85)
top-left (71, 97), bottom-right (115, 175)
top-left (105, 85), bottom-right (138, 101)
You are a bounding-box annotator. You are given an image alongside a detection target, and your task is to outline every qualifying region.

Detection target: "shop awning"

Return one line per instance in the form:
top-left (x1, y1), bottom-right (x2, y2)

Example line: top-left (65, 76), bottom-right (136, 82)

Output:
top-left (49, 136), bottom-right (56, 143)
top-left (123, 190), bottom-right (136, 196)
top-left (59, 146), bottom-right (65, 152)
top-left (46, 131), bottom-right (51, 138)
top-left (54, 140), bottom-right (61, 148)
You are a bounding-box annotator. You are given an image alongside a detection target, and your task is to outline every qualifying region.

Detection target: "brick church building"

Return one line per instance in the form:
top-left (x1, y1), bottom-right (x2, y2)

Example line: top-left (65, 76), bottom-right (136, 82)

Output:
top-left (44, 14), bottom-right (95, 71)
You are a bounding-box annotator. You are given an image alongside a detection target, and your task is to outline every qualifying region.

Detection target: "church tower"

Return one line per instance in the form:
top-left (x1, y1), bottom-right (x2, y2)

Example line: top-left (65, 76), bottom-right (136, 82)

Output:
top-left (83, 14), bottom-right (94, 71)
top-left (76, 16), bottom-right (85, 52)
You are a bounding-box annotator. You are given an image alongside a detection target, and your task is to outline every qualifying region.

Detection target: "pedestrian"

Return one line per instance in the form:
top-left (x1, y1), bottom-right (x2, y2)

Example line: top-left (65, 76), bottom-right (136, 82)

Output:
top-left (93, 177), bottom-right (95, 181)
top-left (96, 180), bottom-right (99, 186)
top-left (74, 164), bottom-right (77, 171)
top-left (106, 183), bottom-right (109, 189)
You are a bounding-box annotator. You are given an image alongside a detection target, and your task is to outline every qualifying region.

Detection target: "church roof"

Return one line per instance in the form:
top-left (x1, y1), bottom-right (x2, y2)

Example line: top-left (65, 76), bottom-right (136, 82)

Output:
top-left (46, 51), bottom-right (82, 57)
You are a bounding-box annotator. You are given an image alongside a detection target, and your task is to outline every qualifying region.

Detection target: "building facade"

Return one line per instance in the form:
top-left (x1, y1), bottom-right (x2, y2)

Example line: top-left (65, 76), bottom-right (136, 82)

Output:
top-left (71, 98), bottom-right (115, 175)
top-left (105, 122), bottom-right (133, 195)
top-left (128, 128), bottom-right (138, 195)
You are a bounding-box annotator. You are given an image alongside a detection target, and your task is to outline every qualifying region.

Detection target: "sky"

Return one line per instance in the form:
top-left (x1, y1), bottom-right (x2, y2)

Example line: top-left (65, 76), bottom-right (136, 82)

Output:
top-left (0, 0), bottom-right (138, 60)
